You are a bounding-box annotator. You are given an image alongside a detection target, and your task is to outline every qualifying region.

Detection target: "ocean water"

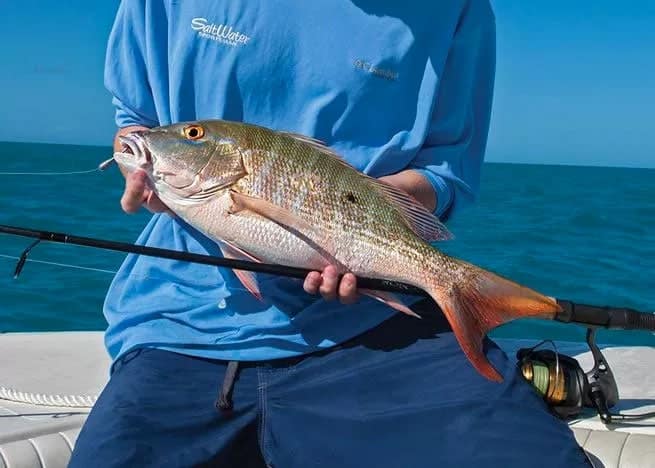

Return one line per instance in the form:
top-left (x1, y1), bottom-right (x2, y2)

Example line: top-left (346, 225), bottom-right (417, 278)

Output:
top-left (0, 141), bottom-right (653, 347)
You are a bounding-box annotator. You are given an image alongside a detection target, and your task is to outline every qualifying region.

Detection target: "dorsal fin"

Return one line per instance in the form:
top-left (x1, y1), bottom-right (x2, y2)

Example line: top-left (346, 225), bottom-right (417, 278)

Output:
top-left (280, 131), bottom-right (452, 242)
top-left (371, 179), bottom-right (453, 242)
top-left (279, 131), bottom-right (328, 148)
top-left (279, 131), bottom-right (358, 166)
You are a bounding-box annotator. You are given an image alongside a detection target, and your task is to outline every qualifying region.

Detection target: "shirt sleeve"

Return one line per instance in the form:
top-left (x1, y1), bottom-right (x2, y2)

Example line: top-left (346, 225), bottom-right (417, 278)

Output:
top-left (104, 1), bottom-right (159, 129)
top-left (409, 1), bottom-right (496, 220)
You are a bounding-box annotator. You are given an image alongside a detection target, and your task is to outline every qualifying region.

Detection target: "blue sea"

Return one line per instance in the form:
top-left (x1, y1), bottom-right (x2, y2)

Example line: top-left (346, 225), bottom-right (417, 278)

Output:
top-left (0, 141), bottom-right (653, 347)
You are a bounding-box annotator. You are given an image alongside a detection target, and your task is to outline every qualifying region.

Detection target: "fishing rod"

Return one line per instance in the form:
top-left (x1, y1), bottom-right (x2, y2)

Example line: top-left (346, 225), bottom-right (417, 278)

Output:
top-left (0, 223), bottom-right (653, 332)
top-left (0, 224), bottom-right (424, 295)
top-left (2, 223), bottom-right (654, 424)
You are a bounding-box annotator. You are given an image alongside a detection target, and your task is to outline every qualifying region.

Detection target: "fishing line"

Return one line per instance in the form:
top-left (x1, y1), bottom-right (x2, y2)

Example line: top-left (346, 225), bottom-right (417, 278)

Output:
top-left (517, 339), bottom-right (563, 402)
top-left (0, 168), bottom-right (101, 176)
top-left (0, 254), bottom-right (118, 275)
top-left (0, 252), bottom-right (253, 296)
top-left (0, 157), bottom-right (115, 176)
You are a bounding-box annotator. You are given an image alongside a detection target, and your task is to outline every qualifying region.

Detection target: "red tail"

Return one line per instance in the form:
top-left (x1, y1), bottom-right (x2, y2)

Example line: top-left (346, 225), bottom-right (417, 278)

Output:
top-left (427, 262), bottom-right (561, 382)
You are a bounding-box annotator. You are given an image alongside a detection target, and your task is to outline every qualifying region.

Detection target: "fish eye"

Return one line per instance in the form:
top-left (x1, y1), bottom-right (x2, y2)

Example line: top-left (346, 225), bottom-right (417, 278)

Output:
top-left (183, 125), bottom-right (205, 140)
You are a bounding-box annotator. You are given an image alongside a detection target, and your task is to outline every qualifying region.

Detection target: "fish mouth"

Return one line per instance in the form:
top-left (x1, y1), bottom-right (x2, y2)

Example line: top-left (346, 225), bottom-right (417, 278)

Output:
top-left (119, 133), bottom-right (151, 162)
top-left (113, 132), bottom-right (153, 172)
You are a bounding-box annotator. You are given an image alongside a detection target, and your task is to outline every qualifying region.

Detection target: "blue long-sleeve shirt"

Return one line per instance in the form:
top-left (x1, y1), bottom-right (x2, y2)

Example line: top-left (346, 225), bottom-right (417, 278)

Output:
top-left (103, 0), bottom-right (496, 362)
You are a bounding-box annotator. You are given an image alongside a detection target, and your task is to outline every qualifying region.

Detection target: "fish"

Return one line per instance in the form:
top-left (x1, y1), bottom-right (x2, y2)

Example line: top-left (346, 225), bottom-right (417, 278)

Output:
top-left (112, 119), bottom-right (562, 382)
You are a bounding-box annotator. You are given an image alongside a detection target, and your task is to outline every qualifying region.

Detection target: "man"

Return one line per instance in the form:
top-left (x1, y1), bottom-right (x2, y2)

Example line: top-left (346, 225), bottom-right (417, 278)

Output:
top-left (71, 1), bottom-right (591, 466)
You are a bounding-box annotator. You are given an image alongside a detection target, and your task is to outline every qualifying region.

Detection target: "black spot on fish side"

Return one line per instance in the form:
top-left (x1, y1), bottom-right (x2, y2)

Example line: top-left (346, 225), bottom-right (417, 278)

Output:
top-left (344, 192), bottom-right (357, 203)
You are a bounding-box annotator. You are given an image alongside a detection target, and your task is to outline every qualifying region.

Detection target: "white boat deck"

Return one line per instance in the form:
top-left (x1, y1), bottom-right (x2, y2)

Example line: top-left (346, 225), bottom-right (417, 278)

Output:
top-left (0, 332), bottom-right (653, 467)
top-left (0, 332), bottom-right (106, 468)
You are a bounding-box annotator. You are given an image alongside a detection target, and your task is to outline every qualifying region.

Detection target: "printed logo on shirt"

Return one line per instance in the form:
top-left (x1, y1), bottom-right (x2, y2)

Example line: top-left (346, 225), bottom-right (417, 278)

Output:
top-left (353, 59), bottom-right (399, 81)
top-left (191, 18), bottom-right (251, 47)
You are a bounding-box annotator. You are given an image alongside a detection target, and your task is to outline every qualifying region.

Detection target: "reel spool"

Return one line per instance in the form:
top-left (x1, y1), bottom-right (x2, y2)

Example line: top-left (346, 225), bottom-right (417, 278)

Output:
top-left (518, 348), bottom-right (589, 419)
top-left (517, 328), bottom-right (625, 423)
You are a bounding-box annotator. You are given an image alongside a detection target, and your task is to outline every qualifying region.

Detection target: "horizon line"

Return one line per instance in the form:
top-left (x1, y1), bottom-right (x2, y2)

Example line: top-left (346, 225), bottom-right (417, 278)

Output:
top-left (1, 139), bottom-right (653, 171)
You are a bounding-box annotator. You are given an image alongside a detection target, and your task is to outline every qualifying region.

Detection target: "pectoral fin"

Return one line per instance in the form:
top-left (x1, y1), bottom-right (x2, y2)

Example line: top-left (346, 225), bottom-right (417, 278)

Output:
top-left (228, 191), bottom-right (346, 271)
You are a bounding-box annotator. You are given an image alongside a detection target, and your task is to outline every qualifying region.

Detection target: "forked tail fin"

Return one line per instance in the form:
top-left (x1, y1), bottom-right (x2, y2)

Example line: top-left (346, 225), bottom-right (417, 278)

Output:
top-left (427, 260), bottom-right (561, 382)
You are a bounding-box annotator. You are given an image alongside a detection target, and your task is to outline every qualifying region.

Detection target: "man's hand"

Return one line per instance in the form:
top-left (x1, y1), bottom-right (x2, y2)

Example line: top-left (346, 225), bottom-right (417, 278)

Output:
top-left (303, 266), bottom-right (359, 304)
top-left (114, 126), bottom-right (170, 214)
top-left (121, 170), bottom-right (170, 214)
top-left (378, 169), bottom-right (437, 213)
top-left (302, 169), bottom-right (437, 303)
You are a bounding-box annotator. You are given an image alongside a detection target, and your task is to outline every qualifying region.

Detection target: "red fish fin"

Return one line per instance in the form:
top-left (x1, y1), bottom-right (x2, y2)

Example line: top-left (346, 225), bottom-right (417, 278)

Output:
top-left (217, 241), bottom-right (263, 301)
top-left (229, 191), bottom-right (347, 271)
top-left (361, 289), bottom-right (421, 318)
top-left (371, 180), bottom-right (453, 242)
top-left (234, 270), bottom-right (263, 301)
top-left (428, 265), bottom-right (561, 382)
top-left (218, 239), bottom-right (261, 263)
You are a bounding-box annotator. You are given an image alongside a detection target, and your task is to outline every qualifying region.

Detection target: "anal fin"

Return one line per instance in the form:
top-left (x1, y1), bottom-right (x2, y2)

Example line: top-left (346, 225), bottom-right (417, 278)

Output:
top-left (217, 240), bottom-right (263, 301)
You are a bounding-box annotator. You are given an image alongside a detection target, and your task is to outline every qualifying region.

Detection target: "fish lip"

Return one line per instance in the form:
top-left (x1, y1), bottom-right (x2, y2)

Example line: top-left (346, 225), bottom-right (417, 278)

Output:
top-left (115, 133), bottom-right (154, 176)
top-left (118, 133), bottom-right (152, 164)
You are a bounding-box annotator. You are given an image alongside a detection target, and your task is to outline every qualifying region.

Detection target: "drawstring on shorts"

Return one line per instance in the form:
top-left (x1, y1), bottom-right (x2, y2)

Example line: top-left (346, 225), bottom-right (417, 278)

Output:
top-left (216, 360), bottom-right (240, 412)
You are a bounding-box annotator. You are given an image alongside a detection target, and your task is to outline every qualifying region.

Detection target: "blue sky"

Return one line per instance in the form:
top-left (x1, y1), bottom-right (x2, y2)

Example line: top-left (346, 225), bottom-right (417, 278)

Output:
top-left (0, 1), bottom-right (653, 168)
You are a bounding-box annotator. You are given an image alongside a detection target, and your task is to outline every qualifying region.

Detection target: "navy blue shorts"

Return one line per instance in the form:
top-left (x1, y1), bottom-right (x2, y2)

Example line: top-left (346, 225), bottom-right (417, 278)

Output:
top-left (70, 302), bottom-right (591, 467)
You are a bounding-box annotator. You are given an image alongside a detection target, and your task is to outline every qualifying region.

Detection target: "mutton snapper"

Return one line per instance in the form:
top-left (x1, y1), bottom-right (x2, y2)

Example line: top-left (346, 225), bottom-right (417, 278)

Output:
top-left (113, 119), bottom-right (561, 382)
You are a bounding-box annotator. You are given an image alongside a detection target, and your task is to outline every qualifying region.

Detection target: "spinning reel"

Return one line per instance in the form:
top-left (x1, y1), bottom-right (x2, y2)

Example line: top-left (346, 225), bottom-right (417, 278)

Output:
top-left (518, 328), bottom-right (654, 424)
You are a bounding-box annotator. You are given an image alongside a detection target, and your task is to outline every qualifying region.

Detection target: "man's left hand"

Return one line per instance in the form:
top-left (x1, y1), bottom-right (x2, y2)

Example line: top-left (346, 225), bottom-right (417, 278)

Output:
top-left (378, 169), bottom-right (437, 213)
top-left (302, 169), bottom-right (437, 304)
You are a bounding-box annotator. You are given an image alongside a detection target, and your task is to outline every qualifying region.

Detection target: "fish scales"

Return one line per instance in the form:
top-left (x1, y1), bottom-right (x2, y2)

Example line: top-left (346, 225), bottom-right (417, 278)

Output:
top-left (236, 127), bottom-right (421, 272)
top-left (112, 119), bottom-right (563, 382)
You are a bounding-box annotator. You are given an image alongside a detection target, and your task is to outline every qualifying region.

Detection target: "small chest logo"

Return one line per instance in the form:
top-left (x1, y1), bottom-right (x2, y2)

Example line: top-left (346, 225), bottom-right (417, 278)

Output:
top-left (354, 59), bottom-right (398, 81)
top-left (191, 17), bottom-right (251, 47)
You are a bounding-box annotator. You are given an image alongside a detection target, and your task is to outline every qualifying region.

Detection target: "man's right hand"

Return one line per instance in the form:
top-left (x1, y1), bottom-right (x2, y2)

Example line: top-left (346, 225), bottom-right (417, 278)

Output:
top-left (115, 126), bottom-right (170, 214)
top-left (121, 170), bottom-right (170, 214)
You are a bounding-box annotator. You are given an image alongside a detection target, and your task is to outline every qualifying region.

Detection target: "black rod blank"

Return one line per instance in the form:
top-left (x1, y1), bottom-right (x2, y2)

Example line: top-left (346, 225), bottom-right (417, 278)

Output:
top-left (1, 223), bottom-right (653, 331)
top-left (0, 224), bottom-right (428, 296)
